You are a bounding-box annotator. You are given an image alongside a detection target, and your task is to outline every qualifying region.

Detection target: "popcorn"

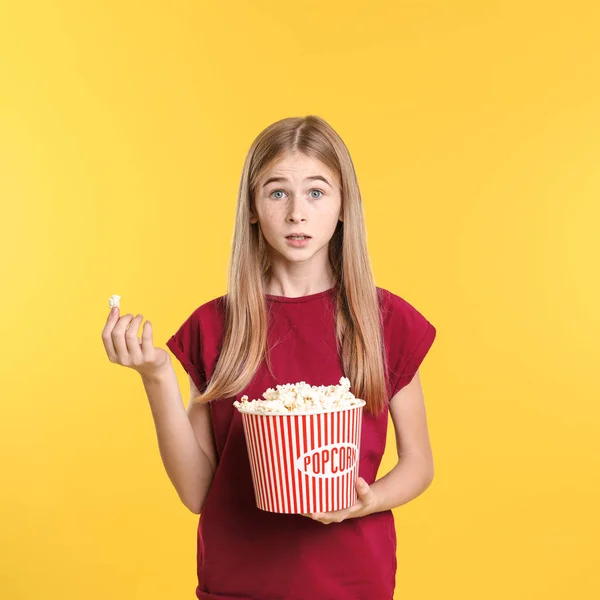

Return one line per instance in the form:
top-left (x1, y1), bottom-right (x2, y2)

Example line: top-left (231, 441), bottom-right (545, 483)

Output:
top-left (108, 294), bottom-right (121, 309)
top-left (234, 376), bottom-right (364, 415)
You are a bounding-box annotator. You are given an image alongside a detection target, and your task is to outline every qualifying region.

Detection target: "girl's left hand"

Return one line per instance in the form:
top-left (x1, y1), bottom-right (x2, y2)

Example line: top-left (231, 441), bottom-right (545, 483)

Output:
top-left (301, 477), bottom-right (377, 524)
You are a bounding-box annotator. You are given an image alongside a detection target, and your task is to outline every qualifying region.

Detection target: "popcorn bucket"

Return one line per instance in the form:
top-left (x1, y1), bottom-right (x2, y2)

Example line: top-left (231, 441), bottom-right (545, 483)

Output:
top-left (238, 402), bottom-right (366, 514)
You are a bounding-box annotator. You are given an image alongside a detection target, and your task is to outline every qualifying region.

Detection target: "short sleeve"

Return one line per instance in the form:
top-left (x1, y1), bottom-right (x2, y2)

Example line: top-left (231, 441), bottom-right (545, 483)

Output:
top-left (165, 309), bottom-right (207, 394)
top-left (383, 290), bottom-right (437, 399)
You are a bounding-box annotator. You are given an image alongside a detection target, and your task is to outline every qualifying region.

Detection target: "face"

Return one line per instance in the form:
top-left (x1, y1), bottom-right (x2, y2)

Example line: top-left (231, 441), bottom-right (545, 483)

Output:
top-left (250, 151), bottom-right (343, 265)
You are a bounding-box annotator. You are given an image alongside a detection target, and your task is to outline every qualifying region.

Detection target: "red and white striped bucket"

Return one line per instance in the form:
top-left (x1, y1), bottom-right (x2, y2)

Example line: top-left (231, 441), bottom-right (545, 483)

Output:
top-left (238, 403), bottom-right (365, 514)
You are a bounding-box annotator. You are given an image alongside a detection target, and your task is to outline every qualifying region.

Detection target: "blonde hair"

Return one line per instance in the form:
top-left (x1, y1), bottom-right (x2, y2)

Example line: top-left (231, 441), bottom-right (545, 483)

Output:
top-left (194, 115), bottom-right (388, 417)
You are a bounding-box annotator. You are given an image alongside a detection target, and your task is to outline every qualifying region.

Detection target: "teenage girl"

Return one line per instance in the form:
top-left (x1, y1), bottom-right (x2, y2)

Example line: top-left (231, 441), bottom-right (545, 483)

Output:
top-left (101, 115), bottom-right (437, 600)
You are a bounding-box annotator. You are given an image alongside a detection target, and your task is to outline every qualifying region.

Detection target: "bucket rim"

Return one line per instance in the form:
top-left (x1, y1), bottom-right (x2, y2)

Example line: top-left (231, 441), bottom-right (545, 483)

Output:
top-left (235, 399), bottom-right (366, 417)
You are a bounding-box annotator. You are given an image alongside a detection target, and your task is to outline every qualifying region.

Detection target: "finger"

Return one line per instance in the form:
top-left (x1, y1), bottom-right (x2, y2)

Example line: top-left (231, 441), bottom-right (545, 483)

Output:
top-left (314, 512), bottom-right (334, 523)
top-left (102, 306), bottom-right (121, 361)
top-left (125, 314), bottom-right (145, 363)
top-left (345, 502), bottom-right (363, 516)
top-left (359, 485), bottom-right (375, 508)
top-left (315, 514), bottom-right (335, 525)
top-left (309, 513), bottom-right (324, 523)
top-left (356, 477), bottom-right (371, 498)
top-left (141, 319), bottom-right (153, 355)
top-left (111, 313), bottom-right (135, 362)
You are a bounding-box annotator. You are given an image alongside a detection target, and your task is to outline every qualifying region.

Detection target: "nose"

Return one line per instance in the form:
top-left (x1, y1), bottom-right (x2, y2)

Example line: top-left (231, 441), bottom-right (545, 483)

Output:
top-left (286, 196), bottom-right (306, 222)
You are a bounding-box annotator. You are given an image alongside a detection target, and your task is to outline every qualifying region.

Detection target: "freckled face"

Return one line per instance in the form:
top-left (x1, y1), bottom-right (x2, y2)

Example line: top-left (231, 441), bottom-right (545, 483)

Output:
top-left (250, 152), bottom-right (342, 262)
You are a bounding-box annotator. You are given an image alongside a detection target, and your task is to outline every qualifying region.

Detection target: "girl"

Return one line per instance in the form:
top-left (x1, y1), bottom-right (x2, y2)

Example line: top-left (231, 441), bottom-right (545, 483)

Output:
top-left (102, 115), bottom-right (437, 600)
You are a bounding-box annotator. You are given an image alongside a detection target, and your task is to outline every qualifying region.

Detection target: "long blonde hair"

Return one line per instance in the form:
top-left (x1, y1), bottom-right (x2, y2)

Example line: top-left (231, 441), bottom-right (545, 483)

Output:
top-left (194, 115), bottom-right (388, 417)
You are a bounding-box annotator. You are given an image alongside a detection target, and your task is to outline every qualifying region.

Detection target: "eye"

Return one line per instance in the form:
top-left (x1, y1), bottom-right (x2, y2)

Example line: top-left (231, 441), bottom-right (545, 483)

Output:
top-left (269, 188), bottom-right (324, 200)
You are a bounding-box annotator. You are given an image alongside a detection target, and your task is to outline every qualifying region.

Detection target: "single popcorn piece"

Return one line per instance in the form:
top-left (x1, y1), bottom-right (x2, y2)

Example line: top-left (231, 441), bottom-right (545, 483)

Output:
top-left (108, 294), bottom-right (121, 309)
top-left (234, 376), bottom-right (364, 415)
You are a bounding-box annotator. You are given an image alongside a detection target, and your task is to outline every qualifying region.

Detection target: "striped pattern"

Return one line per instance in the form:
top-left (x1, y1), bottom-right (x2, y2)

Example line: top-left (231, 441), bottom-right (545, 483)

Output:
top-left (240, 407), bottom-right (364, 514)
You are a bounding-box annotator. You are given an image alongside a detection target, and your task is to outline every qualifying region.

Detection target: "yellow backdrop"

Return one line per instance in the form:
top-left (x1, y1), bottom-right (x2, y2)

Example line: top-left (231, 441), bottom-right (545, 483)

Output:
top-left (1, 1), bottom-right (598, 598)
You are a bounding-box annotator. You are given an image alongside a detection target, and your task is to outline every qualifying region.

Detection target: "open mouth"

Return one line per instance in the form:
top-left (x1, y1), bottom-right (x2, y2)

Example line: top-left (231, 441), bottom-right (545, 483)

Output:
top-left (286, 235), bottom-right (312, 246)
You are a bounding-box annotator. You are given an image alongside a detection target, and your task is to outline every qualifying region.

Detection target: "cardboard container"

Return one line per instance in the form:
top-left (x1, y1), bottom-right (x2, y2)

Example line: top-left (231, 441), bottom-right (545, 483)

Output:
top-left (237, 402), bottom-right (366, 514)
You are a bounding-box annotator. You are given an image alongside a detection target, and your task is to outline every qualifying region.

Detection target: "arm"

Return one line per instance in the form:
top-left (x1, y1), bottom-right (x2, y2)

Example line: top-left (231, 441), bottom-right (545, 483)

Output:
top-left (141, 365), bottom-right (215, 514)
top-left (186, 375), bottom-right (218, 474)
top-left (368, 369), bottom-right (435, 513)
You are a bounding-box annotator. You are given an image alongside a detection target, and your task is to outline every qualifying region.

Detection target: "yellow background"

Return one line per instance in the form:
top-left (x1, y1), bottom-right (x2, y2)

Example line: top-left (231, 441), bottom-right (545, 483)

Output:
top-left (1, 1), bottom-right (598, 598)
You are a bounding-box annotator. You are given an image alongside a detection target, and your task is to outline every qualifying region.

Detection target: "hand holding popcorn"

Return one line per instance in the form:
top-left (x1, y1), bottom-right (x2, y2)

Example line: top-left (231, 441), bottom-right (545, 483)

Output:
top-left (302, 477), bottom-right (378, 524)
top-left (101, 294), bottom-right (171, 379)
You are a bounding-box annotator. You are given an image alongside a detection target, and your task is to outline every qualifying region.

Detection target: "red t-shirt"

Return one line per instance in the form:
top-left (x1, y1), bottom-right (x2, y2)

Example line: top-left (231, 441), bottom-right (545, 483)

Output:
top-left (166, 285), bottom-right (436, 600)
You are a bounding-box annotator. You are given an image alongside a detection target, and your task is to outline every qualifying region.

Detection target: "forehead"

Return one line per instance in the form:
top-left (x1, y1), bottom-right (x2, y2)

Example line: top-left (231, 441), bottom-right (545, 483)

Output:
top-left (262, 151), bottom-right (335, 179)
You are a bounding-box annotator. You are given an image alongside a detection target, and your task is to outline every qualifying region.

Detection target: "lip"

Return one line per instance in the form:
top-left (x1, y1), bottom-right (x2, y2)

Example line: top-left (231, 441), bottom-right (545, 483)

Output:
top-left (285, 235), bottom-right (311, 247)
top-left (285, 233), bottom-right (311, 238)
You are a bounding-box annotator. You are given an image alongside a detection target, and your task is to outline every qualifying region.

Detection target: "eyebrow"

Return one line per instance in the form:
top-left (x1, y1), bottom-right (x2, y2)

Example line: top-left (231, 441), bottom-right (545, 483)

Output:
top-left (261, 175), bottom-right (332, 188)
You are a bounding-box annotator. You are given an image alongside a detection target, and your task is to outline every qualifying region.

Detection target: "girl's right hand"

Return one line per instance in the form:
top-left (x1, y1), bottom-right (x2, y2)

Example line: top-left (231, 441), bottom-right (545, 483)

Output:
top-left (101, 307), bottom-right (171, 379)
